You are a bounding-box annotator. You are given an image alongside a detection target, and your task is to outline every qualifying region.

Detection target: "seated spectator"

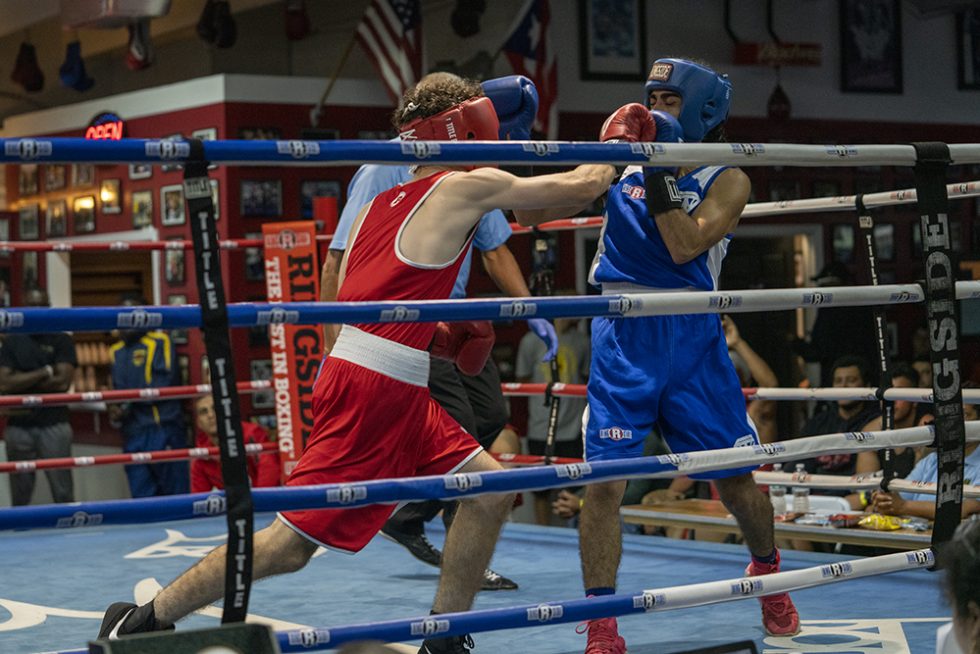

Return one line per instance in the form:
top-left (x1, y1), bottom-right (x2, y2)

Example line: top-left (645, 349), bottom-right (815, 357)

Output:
top-left (190, 394), bottom-right (281, 492)
top-left (515, 315), bottom-right (589, 526)
top-left (871, 387), bottom-right (980, 521)
top-left (937, 517), bottom-right (980, 654)
top-left (911, 356), bottom-right (933, 389)
top-left (794, 355), bottom-right (880, 482)
top-left (854, 363), bottom-right (922, 479)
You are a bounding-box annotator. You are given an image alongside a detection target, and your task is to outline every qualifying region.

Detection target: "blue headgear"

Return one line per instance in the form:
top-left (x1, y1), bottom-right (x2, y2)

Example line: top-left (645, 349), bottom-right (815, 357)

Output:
top-left (644, 58), bottom-right (732, 142)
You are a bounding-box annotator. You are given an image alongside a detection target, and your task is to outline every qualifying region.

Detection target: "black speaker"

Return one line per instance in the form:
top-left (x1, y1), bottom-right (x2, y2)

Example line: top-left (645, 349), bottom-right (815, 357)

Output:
top-left (88, 623), bottom-right (281, 654)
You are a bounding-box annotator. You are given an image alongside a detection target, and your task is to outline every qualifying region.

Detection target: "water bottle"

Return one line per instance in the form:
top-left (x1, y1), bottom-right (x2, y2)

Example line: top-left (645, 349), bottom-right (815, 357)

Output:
top-left (768, 463), bottom-right (787, 515)
top-left (793, 463), bottom-right (810, 514)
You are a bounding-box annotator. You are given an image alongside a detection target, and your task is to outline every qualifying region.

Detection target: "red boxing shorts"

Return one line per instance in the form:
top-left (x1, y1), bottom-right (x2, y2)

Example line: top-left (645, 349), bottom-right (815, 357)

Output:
top-left (279, 326), bottom-right (482, 553)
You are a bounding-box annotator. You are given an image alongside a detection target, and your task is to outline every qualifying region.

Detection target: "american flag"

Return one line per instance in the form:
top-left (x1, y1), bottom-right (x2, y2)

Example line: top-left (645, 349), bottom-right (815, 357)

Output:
top-left (502, 0), bottom-right (558, 139)
top-left (355, 0), bottom-right (423, 104)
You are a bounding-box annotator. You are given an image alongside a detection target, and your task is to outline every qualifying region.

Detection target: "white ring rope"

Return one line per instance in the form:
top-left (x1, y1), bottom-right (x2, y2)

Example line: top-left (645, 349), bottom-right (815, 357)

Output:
top-left (747, 387), bottom-right (980, 404)
top-left (752, 470), bottom-right (980, 499)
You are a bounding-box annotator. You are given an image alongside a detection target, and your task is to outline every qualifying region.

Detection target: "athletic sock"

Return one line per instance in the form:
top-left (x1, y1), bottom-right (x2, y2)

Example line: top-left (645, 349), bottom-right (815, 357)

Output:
top-left (751, 549), bottom-right (779, 566)
top-left (586, 586), bottom-right (615, 597)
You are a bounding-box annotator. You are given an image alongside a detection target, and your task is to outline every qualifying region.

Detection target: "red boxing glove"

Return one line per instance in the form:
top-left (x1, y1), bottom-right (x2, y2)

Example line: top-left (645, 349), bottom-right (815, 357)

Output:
top-left (599, 103), bottom-right (657, 143)
top-left (430, 321), bottom-right (495, 376)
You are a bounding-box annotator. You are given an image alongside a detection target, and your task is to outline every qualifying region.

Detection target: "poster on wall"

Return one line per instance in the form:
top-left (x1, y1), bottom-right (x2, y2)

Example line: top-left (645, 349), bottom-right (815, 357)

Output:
top-left (578, 0), bottom-right (647, 81)
top-left (840, 0), bottom-right (903, 93)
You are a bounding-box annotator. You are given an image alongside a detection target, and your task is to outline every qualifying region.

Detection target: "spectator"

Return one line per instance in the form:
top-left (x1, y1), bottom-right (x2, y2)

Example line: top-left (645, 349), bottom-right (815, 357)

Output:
top-left (871, 386), bottom-right (980, 521)
top-left (937, 517), bottom-right (980, 654)
top-left (515, 315), bottom-right (589, 525)
top-left (109, 294), bottom-right (188, 497)
top-left (723, 315), bottom-right (779, 443)
top-left (854, 363), bottom-right (922, 479)
top-left (0, 288), bottom-right (76, 505)
top-left (912, 356), bottom-right (933, 389)
top-left (795, 355), bottom-right (880, 480)
top-left (190, 394), bottom-right (280, 493)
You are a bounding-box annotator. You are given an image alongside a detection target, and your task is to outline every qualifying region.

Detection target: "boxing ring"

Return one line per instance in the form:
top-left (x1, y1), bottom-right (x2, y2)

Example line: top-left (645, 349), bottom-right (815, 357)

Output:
top-left (0, 137), bottom-right (978, 653)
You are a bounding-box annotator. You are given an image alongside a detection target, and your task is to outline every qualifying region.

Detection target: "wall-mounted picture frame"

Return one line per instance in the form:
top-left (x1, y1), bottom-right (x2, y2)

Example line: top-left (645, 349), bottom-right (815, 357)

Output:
top-left (0, 218), bottom-right (9, 243)
top-left (18, 204), bottom-right (40, 240)
top-left (957, 9), bottom-right (980, 90)
top-left (873, 223), bottom-right (895, 261)
top-left (22, 251), bottom-right (38, 289)
top-left (250, 359), bottom-right (275, 409)
top-left (132, 190), bottom-right (154, 229)
top-left (72, 163), bottom-right (95, 187)
top-left (100, 178), bottom-right (122, 214)
top-left (73, 196), bottom-right (96, 233)
top-left (18, 164), bottom-right (38, 196)
top-left (238, 126), bottom-right (282, 141)
top-left (840, 0), bottom-right (903, 93)
top-left (161, 184), bottom-right (186, 226)
top-left (165, 243), bottom-right (185, 285)
top-left (578, 0), bottom-right (647, 81)
top-left (168, 294), bottom-right (188, 344)
top-left (192, 127), bottom-right (218, 141)
top-left (832, 224), bottom-right (855, 263)
top-left (201, 355), bottom-right (210, 385)
top-left (240, 180), bottom-right (282, 218)
top-left (44, 165), bottom-right (67, 192)
top-left (300, 180), bottom-right (341, 219)
top-left (46, 199), bottom-right (68, 237)
top-left (128, 163), bottom-right (152, 180)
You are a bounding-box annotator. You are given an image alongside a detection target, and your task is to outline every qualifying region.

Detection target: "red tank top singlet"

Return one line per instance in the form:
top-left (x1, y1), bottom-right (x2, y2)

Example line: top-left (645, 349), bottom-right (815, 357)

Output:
top-left (337, 171), bottom-right (475, 350)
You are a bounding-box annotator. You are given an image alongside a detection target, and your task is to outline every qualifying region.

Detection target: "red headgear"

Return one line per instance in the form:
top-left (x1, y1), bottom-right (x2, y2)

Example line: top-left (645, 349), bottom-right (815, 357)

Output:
top-left (398, 96), bottom-right (499, 143)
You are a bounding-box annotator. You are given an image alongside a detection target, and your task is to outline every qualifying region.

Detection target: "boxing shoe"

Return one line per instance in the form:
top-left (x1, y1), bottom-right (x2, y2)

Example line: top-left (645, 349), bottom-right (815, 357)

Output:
top-left (481, 568), bottom-right (518, 591)
top-left (418, 634), bottom-right (474, 653)
top-left (745, 551), bottom-right (800, 636)
top-left (97, 602), bottom-right (172, 639)
top-left (576, 616), bottom-right (627, 654)
top-left (380, 524), bottom-right (442, 567)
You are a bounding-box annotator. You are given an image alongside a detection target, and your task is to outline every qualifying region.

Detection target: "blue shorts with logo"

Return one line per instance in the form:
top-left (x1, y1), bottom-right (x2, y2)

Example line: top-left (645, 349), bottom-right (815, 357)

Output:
top-left (584, 313), bottom-right (759, 480)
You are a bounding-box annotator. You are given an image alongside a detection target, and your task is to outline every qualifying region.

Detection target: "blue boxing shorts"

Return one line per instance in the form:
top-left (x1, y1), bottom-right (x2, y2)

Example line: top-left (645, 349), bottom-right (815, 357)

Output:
top-left (584, 312), bottom-right (759, 479)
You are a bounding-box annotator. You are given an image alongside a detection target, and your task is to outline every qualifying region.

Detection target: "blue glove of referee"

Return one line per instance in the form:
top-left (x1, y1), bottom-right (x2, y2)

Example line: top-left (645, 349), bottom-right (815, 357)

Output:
top-left (528, 318), bottom-right (558, 362)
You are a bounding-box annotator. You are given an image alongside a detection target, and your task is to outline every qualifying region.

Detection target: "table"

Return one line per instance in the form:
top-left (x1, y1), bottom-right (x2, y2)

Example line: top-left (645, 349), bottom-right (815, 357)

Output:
top-left (620, 499), bottom-right (931, 550)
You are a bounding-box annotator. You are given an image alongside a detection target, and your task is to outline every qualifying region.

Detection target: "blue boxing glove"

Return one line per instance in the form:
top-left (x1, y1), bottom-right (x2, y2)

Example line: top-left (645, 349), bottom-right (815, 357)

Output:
top-left (482, 75), bottom-right (539, 140)
top-left (644, 110), bottom-right (685, 216)
top-left (527, 318), bottom-right (559, 362)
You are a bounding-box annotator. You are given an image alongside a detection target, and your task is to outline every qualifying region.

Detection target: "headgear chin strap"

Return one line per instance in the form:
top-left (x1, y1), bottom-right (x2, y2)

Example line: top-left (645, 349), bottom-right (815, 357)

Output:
top-left (644, 58), bottom-right (732, 143)
top-left (398, 96), bottom-right (500, 143)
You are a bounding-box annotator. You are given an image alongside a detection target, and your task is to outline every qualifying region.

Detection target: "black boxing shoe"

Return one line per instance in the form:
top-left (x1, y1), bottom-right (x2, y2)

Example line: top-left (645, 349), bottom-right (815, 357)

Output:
top-left (380, 524), bottom-right (442, 568)
top-left (481, 568), bottom-right (518, 591)
top-left (97, 602), bottom-right (172, 640)
top-left (418, 633), bottom-right (474, 653)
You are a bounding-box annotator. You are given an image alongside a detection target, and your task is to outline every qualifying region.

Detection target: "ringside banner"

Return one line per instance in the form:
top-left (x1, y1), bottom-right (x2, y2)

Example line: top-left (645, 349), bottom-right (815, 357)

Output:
top-left (262, 221), bottom-right (321, 480)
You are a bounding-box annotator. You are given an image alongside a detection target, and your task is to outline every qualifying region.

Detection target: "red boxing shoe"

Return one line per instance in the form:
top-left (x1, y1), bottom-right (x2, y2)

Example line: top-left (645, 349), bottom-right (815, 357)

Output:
top-left (576, 616), bottom-right (627, 654)
top-left (745, 550), bottom-right (801, 636)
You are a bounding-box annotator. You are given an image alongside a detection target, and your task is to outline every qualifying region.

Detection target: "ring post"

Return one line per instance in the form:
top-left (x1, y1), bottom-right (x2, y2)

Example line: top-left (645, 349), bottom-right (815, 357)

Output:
top-left (183, 139), bottom-right (255, 622)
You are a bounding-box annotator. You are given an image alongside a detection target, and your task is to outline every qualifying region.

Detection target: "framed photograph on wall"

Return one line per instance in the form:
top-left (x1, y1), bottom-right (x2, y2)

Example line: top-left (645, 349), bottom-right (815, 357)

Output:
top-left (18, 204), bottom-right (40, 240)
top-left (168, 294), bottom-right (188, 344)
top-left (132, 190), bottom-right (153, 229)
top-left (0, 218), bottom-right (9, 243)
top-left (201, 355), bottom-right (210, 384)
top-left (873, 223), bottom-right (895, 261)
top-left (46, 199), bottom-right (68, 237)
top-left (957, 9), bottom-right (980, 89)
top-left (840, 0), bottom-right (903, 93)
top-left (300, 180), bottom-right (340, 219)
top-left (100, 179), bottom-right (122, 214)
top-left (578, 0), bottom-right (647, 81)
top-left (240, 180), bottom-right (282, 217)
top-left (250, 359), bottom-right (275, 409)
top-left (161, 184), bottom-right (186, 226)
top-left (73, 196), bottom-right (96, 233)
top-left (165, 243), bottom-right (186, 285)
top-left (44, 165), bottom-right (67, 192)
top-left (238, 127), bottom-right (282, 141)
top-left (244, 231), bottom-right (265, 281)
top-left (832, 224), bottom-right (855, 263)
top-left (72, 163), bottom-right (95, 187)
top-left (23, 251), bottom-right (38, 289)
top-left (129, 163), bottom-right (152, 180)
top-left (19, 164), bottom-right (38, 195)
top-left (178, 354), bottom-right (190, 385)
top-left (192, 127), bottom-right (218, 141)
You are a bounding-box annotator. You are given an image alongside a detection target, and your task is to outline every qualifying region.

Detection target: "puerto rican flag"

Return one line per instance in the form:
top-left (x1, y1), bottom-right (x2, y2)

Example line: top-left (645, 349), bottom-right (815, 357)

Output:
top-left (502, 0), bottom-right (558, 139)
top-left (356, 0), bottom-right (423, 105)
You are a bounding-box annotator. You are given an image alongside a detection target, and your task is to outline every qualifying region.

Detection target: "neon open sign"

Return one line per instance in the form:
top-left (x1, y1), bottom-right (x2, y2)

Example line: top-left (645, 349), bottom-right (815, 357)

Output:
top-left (86, 112), bottom-right (126, 140)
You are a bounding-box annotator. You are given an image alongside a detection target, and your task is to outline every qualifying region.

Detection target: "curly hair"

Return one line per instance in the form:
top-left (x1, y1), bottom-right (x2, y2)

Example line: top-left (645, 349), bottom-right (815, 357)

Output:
top-left (392, 74), bottom-right (484, 130)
